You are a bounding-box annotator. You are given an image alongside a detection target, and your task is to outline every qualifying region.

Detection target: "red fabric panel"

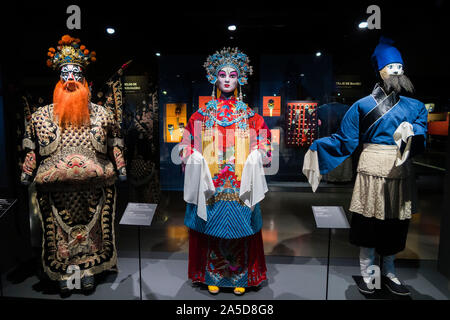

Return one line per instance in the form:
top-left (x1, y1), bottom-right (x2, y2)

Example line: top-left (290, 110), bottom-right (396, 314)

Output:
top-left (188, 229), bottom-right (267, 287)
top-left (247, 231), bottom-right (268, 286)
top-left (188, 229), bottom-right (208, 283)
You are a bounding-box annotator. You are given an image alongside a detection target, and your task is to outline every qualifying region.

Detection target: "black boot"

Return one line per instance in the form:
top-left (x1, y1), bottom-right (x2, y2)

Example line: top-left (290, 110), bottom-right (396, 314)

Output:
top-left (81, 275), bottom-right (95, 294)
top-left (59, 280), bottom-right (72, 298)
top-left (356, 277), bottom-right (376, 295)
top-left (382, 275), bottom-right (410, 296)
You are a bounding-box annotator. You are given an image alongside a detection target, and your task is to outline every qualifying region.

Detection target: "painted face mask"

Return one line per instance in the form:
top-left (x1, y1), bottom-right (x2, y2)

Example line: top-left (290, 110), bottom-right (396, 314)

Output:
top-left (379, 63), bottom-right (404, 80)
top-left (217, 66), bottom-right (238, 93)
top-left (60, 64), bottom-right (84, 83)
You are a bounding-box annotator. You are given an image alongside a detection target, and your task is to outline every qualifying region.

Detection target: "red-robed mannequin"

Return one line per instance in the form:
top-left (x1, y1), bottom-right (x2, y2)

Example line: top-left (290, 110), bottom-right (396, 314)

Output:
top-left (181, 48), bottom-right (271, 295)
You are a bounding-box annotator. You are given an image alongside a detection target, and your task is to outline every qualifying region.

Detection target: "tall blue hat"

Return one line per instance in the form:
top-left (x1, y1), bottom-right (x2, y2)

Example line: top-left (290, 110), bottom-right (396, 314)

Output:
top-left (371, 36), bottom-right (404, 71)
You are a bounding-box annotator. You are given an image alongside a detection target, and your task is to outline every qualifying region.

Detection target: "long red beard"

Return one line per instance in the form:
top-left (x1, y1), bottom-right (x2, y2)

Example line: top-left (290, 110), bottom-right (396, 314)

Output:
top-left (53, 80), bottom-right (90, 128)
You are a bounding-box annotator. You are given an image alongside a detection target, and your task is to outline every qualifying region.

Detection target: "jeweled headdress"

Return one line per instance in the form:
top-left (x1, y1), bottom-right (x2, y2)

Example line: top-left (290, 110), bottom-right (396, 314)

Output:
top-left (46, 35), bottom-right (96, 70)
top-left (203, 47), bottom-right (253, 85)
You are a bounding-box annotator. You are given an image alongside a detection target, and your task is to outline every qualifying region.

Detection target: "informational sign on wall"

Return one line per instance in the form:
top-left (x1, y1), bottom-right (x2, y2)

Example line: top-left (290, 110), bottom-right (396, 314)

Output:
top-left (335, 75), bottom-right (363, 98)
top-left (164, 103), bottom-right (187, 143)
top-left (263, 96), bottom-right (281, 117)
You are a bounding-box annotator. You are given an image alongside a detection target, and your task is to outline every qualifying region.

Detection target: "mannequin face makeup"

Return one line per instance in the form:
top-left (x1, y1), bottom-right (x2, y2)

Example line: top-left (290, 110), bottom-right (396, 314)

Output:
top-left (216, 66), bottom-right (238, 93)
top-left (379, 63), bottom-right (404, 81)
top-left (60, 64), bottom-right (84, 83)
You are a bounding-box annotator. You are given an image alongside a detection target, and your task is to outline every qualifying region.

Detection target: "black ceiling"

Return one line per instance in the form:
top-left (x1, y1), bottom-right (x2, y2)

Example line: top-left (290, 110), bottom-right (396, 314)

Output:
top-left (2, 0), bottom-right (449, 93)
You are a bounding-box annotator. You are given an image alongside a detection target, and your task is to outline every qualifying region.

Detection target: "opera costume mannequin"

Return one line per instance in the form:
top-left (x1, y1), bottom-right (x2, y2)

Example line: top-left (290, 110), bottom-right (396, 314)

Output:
top-left (181, 48), bottom-right (271, 295)
top-left (303, 37), bottom-right (427, 296)
top-left (21, 35), bottom-right (126, 295)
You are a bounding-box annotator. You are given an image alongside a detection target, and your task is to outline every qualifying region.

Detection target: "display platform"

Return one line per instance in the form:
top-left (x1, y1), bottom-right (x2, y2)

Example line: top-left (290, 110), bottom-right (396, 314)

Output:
top-left (3, 252), bottom-right (449, 300)
top-left (1, 176), bottom-right (447, 299)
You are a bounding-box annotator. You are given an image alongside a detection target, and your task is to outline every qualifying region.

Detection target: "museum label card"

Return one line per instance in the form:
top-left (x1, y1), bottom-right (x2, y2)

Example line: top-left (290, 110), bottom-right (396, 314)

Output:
top-left (312, 206), bottom-right (350, 229)
top-left (120, 202), bottom-right (157, 226)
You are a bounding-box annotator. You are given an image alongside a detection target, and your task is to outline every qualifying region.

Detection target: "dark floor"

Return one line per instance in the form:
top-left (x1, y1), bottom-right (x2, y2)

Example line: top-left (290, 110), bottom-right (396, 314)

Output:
top-left (0, 162), bottom-right (448, 300)
top-left (3, 253), bottom-right (450, 300)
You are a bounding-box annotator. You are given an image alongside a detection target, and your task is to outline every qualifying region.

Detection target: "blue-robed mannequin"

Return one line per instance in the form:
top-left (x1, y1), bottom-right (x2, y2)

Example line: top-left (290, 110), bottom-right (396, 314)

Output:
top-left (311, 86), bottom-right (427, 174)
top-left (303, 37), bottom-right (428, 296)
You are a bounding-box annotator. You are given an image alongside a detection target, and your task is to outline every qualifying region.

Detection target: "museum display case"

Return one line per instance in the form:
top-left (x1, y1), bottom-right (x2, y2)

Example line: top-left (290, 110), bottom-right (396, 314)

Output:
top-left (0, 2), bottom-right (449, 304)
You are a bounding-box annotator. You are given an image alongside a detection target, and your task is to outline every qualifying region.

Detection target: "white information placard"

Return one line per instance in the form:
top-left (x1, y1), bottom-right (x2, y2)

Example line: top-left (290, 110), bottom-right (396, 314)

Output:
top-left (119, 202), bottom-right (158, 226)
top-left (312, 206), bottom-right (350, 229)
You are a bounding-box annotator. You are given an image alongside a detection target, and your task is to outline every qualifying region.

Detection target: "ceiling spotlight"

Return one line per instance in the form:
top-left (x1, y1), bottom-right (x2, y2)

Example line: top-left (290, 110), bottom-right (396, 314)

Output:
top-left (300, 73), bottom-right (305, 77)
top-left (228, 25), bottom-right (237, 31)
top-left (155, 52), bottom-right (161, 57)
top-left (106, 27), bottom-right (115, 35)
top-left (359, 21), bottom-right (368, 29)
top-left (162, 90), bottom-right (167, 95)
top-left (316, 52), bottom-right (322, 57)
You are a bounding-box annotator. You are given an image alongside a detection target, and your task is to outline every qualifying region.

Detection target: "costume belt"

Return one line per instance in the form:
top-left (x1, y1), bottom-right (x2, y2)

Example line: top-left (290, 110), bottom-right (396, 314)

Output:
top-left (358, 144), bottom-right (411, 179)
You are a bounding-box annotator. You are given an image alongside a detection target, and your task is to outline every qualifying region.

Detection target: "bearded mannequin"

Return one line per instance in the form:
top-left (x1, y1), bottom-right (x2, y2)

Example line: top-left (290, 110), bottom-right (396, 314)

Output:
top-left (303, 37), bottom-right (428, 296)
top-left (53, 65), bottom-right (90, 128)
top-left (379, 63), bottom-right (415, 94)
top-left (21, 35), bottom-right (126, 296)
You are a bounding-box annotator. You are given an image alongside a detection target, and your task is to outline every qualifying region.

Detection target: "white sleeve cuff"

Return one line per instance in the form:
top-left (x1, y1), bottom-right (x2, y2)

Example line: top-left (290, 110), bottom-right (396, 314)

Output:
top-left (393, 122), bottom-right (414, 166)
top-left (183, 150), bottom-right (215, 221)
top-left (239, 149), bottom-right (269, 210)
top-left (302, 149), bottom-right (322, 193)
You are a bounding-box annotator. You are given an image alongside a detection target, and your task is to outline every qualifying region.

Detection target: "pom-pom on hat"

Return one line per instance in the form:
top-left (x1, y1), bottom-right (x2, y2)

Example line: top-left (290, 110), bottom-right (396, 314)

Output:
top-left (371, 36), bottom-right (404, 71)
top-left (46, 35), bottom-right (96, 70)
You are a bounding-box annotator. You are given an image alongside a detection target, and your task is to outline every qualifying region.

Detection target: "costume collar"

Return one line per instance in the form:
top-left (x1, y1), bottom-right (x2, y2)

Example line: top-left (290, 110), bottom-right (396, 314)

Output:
top-left (218, 95), bottom-right (237, 103)
top-left (362, 83), bottom-right (401, 135)
top-left (371, 83), bottom-right (399, 105)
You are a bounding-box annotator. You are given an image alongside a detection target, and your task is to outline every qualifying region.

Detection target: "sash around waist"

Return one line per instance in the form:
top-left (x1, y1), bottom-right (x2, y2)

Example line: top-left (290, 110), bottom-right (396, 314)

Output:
top-left (362, 143), bottom-right (397, 152)
top-left (357, 143), bottom-right (411, 178)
